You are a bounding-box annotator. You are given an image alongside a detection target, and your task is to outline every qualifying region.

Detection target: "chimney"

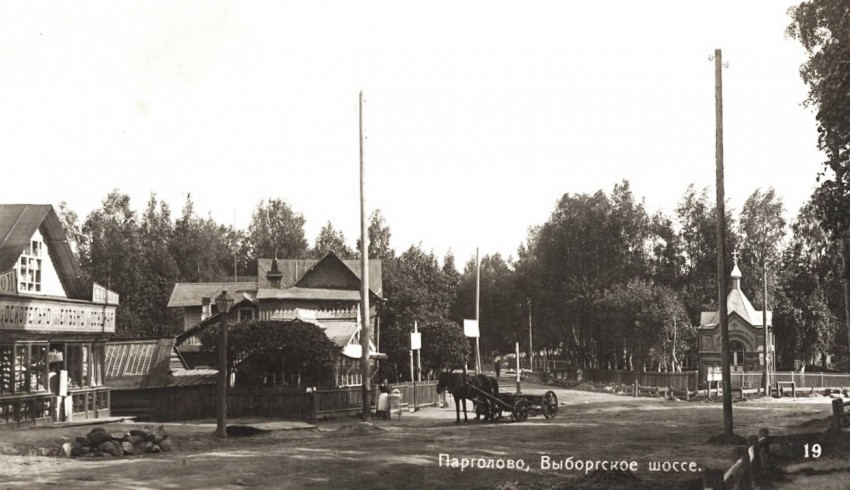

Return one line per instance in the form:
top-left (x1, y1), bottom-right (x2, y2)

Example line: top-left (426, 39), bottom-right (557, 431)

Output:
top-left (201, 297), bottom-right (212, 321)
top-left (267, 258), bottom-right (283, 288)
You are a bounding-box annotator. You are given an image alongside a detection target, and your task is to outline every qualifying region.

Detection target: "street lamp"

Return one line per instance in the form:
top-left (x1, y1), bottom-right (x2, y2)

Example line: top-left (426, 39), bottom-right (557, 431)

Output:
top-left (215, 290), bottom-right (234, 439)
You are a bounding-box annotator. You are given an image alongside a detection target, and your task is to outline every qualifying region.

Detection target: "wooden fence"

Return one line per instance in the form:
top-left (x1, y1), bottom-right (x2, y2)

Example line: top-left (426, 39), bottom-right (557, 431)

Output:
top-left (703, 429), bottom-right (771, 490)
top-left (580, 368), bottom-right (699, 391)
top-left (730, 371), bottom-right (850, 390)
top-left (111, 381), bottom-right (438, 423)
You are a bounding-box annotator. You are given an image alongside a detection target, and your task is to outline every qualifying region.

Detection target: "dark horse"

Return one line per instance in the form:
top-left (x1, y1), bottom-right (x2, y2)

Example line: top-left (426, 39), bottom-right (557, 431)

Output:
top-left (436, 371), bottom-right (500, 424)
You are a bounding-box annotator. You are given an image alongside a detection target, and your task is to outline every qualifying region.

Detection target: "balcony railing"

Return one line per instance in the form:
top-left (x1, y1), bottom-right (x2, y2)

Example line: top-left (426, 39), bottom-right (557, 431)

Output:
top-left (68, 386), bottom-right (110, 421)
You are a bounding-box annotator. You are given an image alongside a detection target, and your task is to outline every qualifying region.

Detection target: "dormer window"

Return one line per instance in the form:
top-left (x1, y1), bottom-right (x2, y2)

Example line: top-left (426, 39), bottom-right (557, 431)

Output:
top-left (17, 236), bottom-right (44, 292)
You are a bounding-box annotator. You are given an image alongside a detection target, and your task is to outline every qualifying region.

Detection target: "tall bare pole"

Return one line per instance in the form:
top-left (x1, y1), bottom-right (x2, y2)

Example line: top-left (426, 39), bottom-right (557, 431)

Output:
top-left (714, 49), bottom-right (733, 436)
top-left (475, 247), bottom-right (481, 374)
top-left (359, 91), bottom-right (371, 421)
top-left (763, 264), bottom-right (769, 394)
top-left (528, 298), bottom-right (534, 370)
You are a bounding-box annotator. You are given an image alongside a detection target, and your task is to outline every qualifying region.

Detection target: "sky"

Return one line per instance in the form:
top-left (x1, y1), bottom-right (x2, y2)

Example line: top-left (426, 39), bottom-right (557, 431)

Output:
top-left (0, 1), bottom-right (826, 267)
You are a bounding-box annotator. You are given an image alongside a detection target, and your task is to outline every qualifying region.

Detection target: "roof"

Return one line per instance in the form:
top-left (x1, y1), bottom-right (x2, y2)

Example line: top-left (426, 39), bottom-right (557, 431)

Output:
top-left (167, 282), bottom-right (258, 308)
top-left (257, 252), bottom-right (383, 297)
top-left (0, 204), bottom-right (89, 299)
top-left (104, 338), bottom-right (218, 389)
top-left (104, 338), bottom-right (176, 389)
top-left (700, 269), bottom-right (771, 328)
top-left (320, 319), bottom-right (360, 347)
top-left (256, 287), bottom-right (363, 301)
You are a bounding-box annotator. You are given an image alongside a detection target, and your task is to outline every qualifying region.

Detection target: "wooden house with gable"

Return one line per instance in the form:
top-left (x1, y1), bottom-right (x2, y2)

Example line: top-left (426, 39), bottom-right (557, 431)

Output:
top-left (0, 204), bottom-right (118, 428)
top-left (167, 251), bottom-right (383, 387)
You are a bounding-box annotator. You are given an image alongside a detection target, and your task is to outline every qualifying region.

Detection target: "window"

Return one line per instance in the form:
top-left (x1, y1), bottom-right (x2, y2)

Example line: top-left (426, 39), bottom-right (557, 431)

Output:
top-left (0, 342), bottom-right (48, 395)
top-left (238, 308), bottom-right (255, 322)
top-left (16, 236), bottom-right (44, 292)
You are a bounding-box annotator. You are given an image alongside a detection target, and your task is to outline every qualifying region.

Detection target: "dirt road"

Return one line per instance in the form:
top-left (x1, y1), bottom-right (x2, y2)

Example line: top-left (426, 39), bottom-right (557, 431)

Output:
top-left (0, 386), bottom-right (844, 489)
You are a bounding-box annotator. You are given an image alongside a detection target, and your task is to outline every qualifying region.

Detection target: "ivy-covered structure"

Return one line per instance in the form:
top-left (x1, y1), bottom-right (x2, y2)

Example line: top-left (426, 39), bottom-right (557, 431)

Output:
top-left (168, 251), bottom-right (383, 387)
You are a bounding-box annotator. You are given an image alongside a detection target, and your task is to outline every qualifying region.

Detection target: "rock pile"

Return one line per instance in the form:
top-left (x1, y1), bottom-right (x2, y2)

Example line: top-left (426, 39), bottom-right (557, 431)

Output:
top-left (58, 426), bottom-right (172, 458)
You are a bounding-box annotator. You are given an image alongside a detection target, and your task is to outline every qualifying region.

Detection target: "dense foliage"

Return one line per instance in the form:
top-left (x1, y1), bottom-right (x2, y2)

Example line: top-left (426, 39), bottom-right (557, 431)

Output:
top-left (200, 320), bottom-right (338, 387)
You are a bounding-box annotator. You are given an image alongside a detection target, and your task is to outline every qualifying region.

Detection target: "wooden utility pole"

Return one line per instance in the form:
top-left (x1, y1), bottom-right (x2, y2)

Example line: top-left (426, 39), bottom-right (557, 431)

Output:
top-left (475, 247), bottom-right (481, 374)
top-left (359, 90), bottom-right (371, 421)
top-left (763, 263), bottom-right (770, 394)
top-left (528, 298), bottom-right (534, 371)
top-left (714, 49), bottom-right (733, 436)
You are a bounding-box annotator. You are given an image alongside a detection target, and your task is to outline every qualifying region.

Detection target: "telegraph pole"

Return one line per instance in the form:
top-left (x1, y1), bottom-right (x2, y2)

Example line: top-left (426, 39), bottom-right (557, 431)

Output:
top-left (359, 91), bottom-right (371, 422)
top-left (714, 49), bottom-right (733, 437)
top-left (475, 247), bottom-right (481, 375)
top-left (763, 263), bottom-right (769, 395)
top-left (528, 298), bottom-right (534, 370)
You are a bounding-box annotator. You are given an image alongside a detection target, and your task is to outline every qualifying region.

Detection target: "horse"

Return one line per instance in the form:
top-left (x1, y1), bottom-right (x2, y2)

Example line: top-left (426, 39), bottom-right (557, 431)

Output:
top-left (436, 371), bottom-right (500, 424)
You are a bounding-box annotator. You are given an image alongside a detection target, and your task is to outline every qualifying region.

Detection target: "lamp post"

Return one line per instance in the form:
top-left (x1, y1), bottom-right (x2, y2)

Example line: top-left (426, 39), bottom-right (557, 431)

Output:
top-left (215, 290), bottom-right (234, 439)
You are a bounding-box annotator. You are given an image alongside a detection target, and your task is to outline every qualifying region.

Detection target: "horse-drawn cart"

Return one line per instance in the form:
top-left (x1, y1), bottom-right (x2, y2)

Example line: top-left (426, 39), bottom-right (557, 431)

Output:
top-left (468, 384), bottom-right (559, 422)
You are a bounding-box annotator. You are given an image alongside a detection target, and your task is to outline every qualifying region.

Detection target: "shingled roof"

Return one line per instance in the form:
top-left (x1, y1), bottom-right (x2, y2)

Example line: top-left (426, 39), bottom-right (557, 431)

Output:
top-left (257, 251), bottom-right (383, 298)
top-left (700, 263), bottom-right (771, 329)
top-left (167, 282), bottom-right (258, 308)
top-left (0, 204), bottom-right (89, 299)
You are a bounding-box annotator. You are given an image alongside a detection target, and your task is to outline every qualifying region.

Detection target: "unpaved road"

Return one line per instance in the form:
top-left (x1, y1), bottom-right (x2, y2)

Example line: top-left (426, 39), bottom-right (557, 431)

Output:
top-left (0, 385), bottom-right (846, 489)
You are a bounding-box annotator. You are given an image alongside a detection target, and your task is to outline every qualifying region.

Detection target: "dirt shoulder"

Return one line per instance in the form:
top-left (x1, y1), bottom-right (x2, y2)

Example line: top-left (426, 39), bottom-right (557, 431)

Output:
top-left (0, 386), bottom-right (844, 489)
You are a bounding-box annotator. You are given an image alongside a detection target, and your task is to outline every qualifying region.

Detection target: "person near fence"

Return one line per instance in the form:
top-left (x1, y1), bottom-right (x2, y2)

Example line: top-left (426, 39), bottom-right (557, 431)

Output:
top-left (377, 379), bottom-right (392, 420)
top-left (494, 358), bottom-right (502, 378)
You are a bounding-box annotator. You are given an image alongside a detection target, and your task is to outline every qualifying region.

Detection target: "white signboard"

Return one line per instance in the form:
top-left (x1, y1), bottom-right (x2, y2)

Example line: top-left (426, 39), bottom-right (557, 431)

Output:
top-left (92, 283), bottom-right (120, 305)
top-left (463, 319), bottom-right (479, 338)
top-left (411, 332), bottom-right (421, 350)
top-left (707, 367), bottom-right (722, 382)
top-left (0, 270), bottom-right (17, 295)
top-left (0, 296), bottom-right (116, 333)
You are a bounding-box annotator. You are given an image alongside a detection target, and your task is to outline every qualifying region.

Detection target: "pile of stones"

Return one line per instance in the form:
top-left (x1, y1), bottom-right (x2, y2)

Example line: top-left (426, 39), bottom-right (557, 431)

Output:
top-left (59, 426), bottom-right (172, 458)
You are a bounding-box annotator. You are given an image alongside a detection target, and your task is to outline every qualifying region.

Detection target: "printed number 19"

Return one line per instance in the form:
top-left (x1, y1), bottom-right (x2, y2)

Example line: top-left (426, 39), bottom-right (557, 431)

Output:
top-left (804, 443), bottom-right (821, 458)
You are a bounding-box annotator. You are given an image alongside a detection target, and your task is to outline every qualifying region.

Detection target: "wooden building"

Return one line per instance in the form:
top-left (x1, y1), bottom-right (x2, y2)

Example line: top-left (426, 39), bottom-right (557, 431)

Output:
top-left (0, 204), bottom-right (117, 428)
top-left (167, 251), bottom-right (383, 387)
top-left (698, 258), bottom-right (773, 383)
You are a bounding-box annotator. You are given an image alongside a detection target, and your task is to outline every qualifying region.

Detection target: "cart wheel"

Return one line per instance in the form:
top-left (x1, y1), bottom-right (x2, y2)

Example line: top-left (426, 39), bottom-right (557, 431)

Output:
top-left (542, 391), bottom-right (558, 419)
top-left (512, 399), bottom-right (530, 422)
top-left (491, 406), bottom-right (502, 422)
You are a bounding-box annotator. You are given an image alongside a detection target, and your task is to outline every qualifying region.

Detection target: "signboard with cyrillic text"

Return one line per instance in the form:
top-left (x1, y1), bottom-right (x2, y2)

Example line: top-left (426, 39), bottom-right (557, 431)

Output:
top-left (0, 296), bottom-right (116, 333)
top-left (0, 270), bottom-right (17, 295)
top-left (411, 332), bottom-right (421, 350)
top-left (92, 283), bottom-right (120, 305)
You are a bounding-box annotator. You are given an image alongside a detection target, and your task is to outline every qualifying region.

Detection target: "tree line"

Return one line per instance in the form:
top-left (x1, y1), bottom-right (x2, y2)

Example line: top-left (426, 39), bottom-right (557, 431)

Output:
top-left (56, 176), bottom-right (848, 380)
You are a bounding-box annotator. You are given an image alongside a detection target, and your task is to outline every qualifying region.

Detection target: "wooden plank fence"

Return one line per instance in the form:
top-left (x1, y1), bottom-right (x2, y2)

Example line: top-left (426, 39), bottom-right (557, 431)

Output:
top-left (730, 371), bottom-right (850, 390)
top-left (111, 381), bottom-right (438, 423)
top-left (582, 368), bottom-right (699, 391)
top-left (702, 429), bottom-right (771, 490)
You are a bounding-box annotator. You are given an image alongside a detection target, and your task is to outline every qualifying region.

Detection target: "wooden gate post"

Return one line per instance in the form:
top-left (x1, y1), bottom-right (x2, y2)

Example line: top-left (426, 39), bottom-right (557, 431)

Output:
top-left (758, 428), bottom-right (770, 469)
top-left (833, 398), bottom-right (843, 429)
top-left (701, 468), bottom-right (724, 489)
top-left (746, 434), bottom-right (761, 476)
top-left (735, 445), bottom-right (753, 489)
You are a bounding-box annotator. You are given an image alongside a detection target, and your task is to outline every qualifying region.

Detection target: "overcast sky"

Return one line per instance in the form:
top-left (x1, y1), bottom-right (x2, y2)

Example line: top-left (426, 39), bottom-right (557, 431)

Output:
top-left (0, 1), bottom-right (825, 266)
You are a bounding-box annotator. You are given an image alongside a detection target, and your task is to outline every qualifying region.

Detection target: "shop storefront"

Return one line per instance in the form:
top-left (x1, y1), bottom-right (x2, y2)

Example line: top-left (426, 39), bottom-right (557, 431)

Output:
top-left (0, 204), bottom-right (117, 428)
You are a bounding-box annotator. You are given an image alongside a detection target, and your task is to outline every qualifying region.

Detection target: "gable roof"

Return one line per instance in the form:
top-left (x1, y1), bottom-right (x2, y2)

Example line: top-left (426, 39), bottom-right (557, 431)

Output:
top-left (257, 252), bottom-right (383, 298)
top-left (167, 281), bottom-right (258, 308)
top-left (0, 204), bottom-right (89, 299)
top-left (700, 288), bottom-right (771, 328)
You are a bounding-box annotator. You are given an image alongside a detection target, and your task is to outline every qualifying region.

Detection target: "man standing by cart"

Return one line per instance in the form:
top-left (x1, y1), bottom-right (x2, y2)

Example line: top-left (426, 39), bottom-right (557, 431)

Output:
top-left (494, 357), bottom-right (501, 378)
